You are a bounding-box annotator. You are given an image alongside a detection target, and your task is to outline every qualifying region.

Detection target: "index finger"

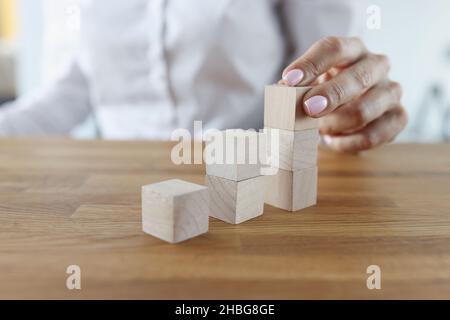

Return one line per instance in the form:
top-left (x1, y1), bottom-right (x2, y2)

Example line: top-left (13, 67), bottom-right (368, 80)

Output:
top-left (282, 37), bottom-right (368, 86)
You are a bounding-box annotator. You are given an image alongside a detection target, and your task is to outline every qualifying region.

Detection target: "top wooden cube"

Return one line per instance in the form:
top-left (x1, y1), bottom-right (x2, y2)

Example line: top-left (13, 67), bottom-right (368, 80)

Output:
top-left (264, 85), bottom-right (318, 131)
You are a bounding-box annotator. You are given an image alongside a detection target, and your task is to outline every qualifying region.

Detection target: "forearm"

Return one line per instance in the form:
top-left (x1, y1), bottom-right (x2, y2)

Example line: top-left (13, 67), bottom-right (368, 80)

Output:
top-left (0, 58), bottom-right (91, 137)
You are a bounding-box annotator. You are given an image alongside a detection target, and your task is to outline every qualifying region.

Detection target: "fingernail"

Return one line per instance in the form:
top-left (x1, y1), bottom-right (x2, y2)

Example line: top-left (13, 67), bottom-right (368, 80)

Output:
top-left (323, 135), bottom-right (333, 145)
top-left (304, 95), bottom-right (328, 115)
top-left (282, 69), bottom-right (304, 86)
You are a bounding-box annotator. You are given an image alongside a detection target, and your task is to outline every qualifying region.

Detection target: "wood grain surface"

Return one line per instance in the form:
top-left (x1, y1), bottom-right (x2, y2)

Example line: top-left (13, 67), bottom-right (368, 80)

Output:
top-left (0, 138), bottom-right (450, 299)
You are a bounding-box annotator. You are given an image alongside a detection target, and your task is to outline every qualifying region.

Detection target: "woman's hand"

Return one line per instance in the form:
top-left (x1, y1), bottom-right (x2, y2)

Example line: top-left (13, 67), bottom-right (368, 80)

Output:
top-left (280, 36), bottom-right (408, 153)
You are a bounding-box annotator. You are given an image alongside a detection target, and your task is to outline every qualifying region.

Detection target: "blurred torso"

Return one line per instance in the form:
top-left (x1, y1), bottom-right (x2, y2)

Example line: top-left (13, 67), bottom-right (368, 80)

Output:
top-left (79, 0), bottom-right (286, 139)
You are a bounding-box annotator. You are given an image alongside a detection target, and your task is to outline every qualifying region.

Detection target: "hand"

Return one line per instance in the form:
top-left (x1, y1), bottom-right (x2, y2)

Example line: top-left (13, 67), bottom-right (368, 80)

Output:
top-left (280, 36), bottom-right (408, 153)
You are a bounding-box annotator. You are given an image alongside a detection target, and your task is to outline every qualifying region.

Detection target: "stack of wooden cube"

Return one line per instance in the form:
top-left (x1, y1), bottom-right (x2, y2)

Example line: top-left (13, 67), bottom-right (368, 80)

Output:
top-left (140, 85), bottom-right (321, 244)
top-left (263, 85), bottom-right (320, 212)
top-left (205, 129), bottom-right (267, 224)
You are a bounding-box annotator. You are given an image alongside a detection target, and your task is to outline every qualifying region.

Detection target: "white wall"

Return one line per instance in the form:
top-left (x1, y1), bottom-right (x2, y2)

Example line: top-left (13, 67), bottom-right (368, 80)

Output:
top-left (361, 0), bottom-right (450, 142)
top-left (16, 0), bottom-right (43, 95)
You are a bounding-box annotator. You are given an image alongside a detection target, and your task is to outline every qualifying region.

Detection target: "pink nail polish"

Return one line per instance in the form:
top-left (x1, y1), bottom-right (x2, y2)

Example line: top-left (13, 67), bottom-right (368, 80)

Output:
top-left (323, 135), bottom-right (333, 145)
top-left (304, 95), bottom-right (328, 115)
top-left (282, 69), bottom-right (304, 86)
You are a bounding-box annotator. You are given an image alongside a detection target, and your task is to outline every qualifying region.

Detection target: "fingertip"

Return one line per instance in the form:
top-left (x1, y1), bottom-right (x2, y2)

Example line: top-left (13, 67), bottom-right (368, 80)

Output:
top-left (322, 134), bottom-right (333, 146)
top-left (321, 135), bottom-right (343, 153)
top-left (321, 135), bottom-right (361, 154)
top-left (303, 95), bottom-right (329, 117)
top-left (398, 106), bottom-right (409, 127)
top-left (282, 69), bottom-right (304, 86)
top-left (304, 109), bottom-right (321, 119)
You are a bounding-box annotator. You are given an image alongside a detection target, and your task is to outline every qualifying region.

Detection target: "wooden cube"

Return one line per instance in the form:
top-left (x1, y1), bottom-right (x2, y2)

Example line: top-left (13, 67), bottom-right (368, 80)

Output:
top-left (265, 167), bottom-right (317, 212)
top-left (205, 129), bottom-right (263, 181)
top-left (264, 85), bottom-right (318, 131)
top-left (266, 128), bottom-right (320, 171)
top-left (141, 179), bottom-right (209, 243)
top-left (206, 174), bottom-right (266, 224)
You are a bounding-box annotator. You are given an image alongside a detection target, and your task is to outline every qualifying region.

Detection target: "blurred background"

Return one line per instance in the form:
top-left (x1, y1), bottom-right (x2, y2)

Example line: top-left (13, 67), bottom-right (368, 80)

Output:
top-left (1, 0), bottom-right (449, 142)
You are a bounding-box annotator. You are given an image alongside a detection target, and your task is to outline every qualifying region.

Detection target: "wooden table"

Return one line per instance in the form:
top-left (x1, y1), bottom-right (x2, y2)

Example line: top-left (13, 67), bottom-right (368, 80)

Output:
top-left (0, 138), bottom-right (449, 299)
